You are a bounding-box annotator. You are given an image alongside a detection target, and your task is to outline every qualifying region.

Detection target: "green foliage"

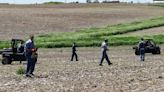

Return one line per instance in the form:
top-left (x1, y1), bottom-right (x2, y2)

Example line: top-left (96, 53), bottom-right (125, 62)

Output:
top-left (0, 41), bottom-right (10, 49)
top-left (1, 17), bottom-right (164, 48)
top-left (149, 3), bottom-right (164, 7)
top-left (44, 1), bottom-right (64, 4)
top-left (35, 16), bottom-right (164, 48)
top-left (16, 67), bottom-right (26, 75)
top-left (153, 35), bottom-right (164, 44)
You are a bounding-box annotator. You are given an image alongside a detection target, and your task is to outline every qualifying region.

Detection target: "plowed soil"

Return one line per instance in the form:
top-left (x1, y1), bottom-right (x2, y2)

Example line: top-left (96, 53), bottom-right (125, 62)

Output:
top-left (0, 4), bottom-right (164, 40)
top-left (0, 46), bottom-right (164, 92)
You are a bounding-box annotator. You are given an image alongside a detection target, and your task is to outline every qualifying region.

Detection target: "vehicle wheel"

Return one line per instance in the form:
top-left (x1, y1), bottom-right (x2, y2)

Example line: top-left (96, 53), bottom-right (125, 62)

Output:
top-left (2, 57), bottom-right (12, 65)
top-left (152, 51), bottom-right (156, 54)
top-left (152, 48), bottom-right (161, 54)
top-left (135, 49), bottom-right (140, 55)
top-left (156, 49), bottom-right (161, 54)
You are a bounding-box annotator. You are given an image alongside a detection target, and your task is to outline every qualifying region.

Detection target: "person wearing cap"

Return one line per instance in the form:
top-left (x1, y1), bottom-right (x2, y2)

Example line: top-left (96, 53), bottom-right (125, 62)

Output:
top-left (24, 35), bottom-right (38, 77)
top-left (99, 39), bottom-right (112, 66)
top-left (138, 38), bottom-right (145, 61)
top-left (71, 42), bottom-right (78, 61)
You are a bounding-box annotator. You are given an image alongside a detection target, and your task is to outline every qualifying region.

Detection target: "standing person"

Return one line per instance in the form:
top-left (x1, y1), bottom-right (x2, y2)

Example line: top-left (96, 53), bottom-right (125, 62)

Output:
top-left (71, 42), bottom-right (78, 61)
top-left (18, 40), bottom-right (25, 64)
top-left (18, 40), bottom-right (25, 53)
top-left (24, 35), bottom-right (38, 77)
top-left (99, 39), bottom-right (112, 66)
top-left (138, 38), bottom-right (145, 61)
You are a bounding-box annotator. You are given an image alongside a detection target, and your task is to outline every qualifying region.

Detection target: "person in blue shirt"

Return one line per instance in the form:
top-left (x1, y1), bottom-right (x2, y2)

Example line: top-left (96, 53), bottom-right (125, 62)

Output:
top-left (138, 38), bottom-right (145, 61)
top-left (71, 42), bottom-right (78, 61)
top-left (24, 35), bottom-right (38, 77)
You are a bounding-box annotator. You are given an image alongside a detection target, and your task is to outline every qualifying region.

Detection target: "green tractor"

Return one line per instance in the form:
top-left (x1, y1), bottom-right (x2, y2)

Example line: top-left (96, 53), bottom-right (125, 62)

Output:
top-left (0, 39), bottom-right (26, 65)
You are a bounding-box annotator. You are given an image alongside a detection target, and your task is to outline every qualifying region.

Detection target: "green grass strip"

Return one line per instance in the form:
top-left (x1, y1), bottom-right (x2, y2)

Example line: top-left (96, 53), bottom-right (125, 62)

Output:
top-left (149, 3), bottom-right (164, 7)
top-left (35, 35), bottom-right (164, 48)
top-left (35, 16), bottom-right (164, 48)
top-left (1, 16), bottom-right (164, 49)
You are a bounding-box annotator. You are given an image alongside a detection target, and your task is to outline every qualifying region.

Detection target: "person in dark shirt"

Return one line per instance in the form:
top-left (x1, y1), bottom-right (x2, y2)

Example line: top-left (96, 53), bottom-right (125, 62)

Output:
top-left (24, 35), bottom-right (38, 77)
top-left (71, 42), bottom-right (78, 61)
top-left (138, 38), bottom-right (145, 61)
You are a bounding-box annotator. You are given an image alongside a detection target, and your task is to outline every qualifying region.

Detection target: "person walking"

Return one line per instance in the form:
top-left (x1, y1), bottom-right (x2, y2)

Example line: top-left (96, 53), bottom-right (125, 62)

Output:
top-left (71, 42), bottom-right (78, 61)
top-left (24, 35), bottom-right (38, 77)
top-left (99, 39), bottom-right (112, 66)
top-left (138, 38), bottom-right (145, 61)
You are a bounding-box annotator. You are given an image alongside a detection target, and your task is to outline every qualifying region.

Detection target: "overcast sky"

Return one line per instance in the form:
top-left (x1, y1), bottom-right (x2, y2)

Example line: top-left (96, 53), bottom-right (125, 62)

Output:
top-left (0, 0), bottom-right (154, 4)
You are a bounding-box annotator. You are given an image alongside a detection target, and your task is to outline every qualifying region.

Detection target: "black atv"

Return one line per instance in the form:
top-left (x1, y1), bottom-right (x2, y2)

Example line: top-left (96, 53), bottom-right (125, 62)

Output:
top-left (133, 39), bottom-right (161, 55)
top-left (0, 39), bottom-right (26, 65)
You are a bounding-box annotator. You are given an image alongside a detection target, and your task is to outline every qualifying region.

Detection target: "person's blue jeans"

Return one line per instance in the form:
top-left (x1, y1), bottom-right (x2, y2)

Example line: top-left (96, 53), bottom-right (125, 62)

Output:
top-left (100, 50), bottom-right (111, 65)
top-left (140, 48), bottom-right (145, 61)
top-left (25, 54), bottom-right (36, 75)
top-left (30, 58), bottom-right (37, 74)
top-left (71, 51), bottom-right (78, 61)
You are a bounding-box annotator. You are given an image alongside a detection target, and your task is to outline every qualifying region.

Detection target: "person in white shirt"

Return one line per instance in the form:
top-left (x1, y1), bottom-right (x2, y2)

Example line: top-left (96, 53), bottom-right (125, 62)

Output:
top-left (99, 39), bottom-right (112, 66)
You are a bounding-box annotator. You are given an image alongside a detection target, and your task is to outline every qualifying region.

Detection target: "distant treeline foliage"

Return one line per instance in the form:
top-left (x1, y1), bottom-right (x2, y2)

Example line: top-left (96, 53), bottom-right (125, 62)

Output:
top-left (44, 1), bottom-right (64, 4)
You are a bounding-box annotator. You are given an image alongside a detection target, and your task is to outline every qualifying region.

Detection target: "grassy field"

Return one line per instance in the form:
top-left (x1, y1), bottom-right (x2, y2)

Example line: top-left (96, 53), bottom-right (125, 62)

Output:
top-left (150, 3), bottom-right (164, 7)
top-left (121, 26), bottom-right (164, 36)
top-left (0, 4), bottom-right (164, 92)
top-left (1, 16), bottom-right (164, 48)
top-left (35, 17), bottom-right (164, 48)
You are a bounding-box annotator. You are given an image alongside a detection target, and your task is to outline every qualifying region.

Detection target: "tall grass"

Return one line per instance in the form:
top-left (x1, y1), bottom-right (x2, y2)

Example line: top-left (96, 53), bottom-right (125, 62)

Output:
top-left (35, 35), bottom-right (164, 48)
top-left (16, 67), bottom-right (26, 75)
top-left (0, 41), bottom-right (10, 49)
top-left (35, 16), bottom-right (164, 48)
top-left (1, 17), bottom-right (164, 48)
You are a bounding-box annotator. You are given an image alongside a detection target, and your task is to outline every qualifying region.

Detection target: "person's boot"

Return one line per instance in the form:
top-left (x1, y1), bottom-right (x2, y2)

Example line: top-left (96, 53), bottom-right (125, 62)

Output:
top-left (99, 64), bottom-right (103, 66)
top-left (26, 74), bottom-right (32, 78)
top-left (108, 63), bottom-right (112, 65)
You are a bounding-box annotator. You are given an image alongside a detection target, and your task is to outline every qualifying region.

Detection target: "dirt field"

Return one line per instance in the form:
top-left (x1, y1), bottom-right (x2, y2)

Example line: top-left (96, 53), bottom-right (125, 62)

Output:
top-left (0, 45), bottom-right (164, 92)
top-left (121, 26), bottom-right (164, 36)
top-left (0, 4), bottom-right (164, 40)
top-left (0, 4), bottom-right (164, 92)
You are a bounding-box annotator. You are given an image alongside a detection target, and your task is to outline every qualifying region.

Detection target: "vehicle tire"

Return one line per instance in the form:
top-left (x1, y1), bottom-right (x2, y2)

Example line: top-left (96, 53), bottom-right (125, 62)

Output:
top-left (135, 49), bottom-right (140, 55)
top-left (152, 47), bottom-right (161, 54)
top-left (152, 51), bottom-right (156, 54)
top-left (1, 57), bottom-right (12, 65)
top-left (156, 49), bottom-right (161, 54)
